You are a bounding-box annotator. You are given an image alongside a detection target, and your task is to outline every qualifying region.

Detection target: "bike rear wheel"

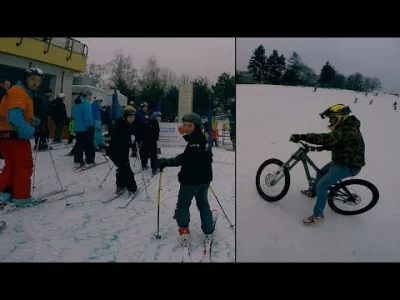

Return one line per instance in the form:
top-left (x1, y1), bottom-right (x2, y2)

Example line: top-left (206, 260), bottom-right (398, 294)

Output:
top-left (328, 179), bottom-right (379, 215)
top-left (255, 158), bottom-right (291, 202)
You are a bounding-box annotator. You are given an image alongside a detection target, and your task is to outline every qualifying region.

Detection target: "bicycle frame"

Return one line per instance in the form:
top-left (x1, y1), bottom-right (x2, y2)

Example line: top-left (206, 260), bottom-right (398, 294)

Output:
top-left (268, 142), bottom-right (321, 190)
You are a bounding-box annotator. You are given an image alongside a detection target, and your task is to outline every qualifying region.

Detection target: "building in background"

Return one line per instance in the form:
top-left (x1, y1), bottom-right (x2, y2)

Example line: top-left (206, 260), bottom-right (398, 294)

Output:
top-left (0, 37), bottom-right (88, 115)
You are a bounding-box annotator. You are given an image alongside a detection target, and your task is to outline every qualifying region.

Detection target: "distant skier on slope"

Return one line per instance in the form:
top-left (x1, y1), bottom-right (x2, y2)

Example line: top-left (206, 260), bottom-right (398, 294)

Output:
top-left (289, 104), bottom-right (365, 224)
top-left (155, 113), bottom-right (215, 243)
top-left (106, 105), bottom-right (138, 196)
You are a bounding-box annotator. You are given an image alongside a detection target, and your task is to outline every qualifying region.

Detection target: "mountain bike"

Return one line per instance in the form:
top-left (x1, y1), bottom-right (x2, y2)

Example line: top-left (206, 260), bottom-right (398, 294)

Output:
top-left (255, 141), bottom-right (379, 215)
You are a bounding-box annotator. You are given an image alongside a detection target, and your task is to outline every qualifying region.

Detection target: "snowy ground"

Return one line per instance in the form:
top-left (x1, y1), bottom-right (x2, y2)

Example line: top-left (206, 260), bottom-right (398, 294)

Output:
top-left (236, 84), bottom-right (400, 262)
top-left (0, 144), bottom-right (235, 262)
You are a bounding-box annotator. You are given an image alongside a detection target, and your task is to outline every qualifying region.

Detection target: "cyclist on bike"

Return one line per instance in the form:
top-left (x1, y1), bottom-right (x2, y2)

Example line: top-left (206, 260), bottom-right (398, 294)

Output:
top-left (290, 104), bottom-right (365, 224)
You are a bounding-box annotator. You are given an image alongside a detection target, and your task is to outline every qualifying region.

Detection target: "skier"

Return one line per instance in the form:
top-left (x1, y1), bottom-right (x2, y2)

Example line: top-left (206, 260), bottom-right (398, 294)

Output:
top-left (49, 93), bottom-right (68, 144)
top-left (91, 97), bottom-right (106, 151)
top-left (394, 102), bottom-right (397, 111)
top-left (135, 102), bottom-right (151, 169)
top-left (106, 105), bottom-right (138, 195)
top-left (369, 99), bottom-right (373, 105)
top-left (0, 67), bottom-right (44, 207)
top-left (148, 111), bottom-right (161, 175)
top-left (71, 89), bottom-right (96, 169)
top-left (33, 90), bottom-right (52, 151)
top-left (290, 104), bottom-right (365, 224)
top-left (155, 113), bottom-right (214, 242)
top-left (354, 97), bottom-right (358, 104)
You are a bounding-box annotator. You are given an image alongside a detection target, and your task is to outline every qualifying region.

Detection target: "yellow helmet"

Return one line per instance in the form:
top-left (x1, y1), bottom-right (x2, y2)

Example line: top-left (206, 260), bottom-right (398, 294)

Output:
top-left (123, 105), bottom-right (136, 117)
top-left (319, 104), bottom-right (351, 131)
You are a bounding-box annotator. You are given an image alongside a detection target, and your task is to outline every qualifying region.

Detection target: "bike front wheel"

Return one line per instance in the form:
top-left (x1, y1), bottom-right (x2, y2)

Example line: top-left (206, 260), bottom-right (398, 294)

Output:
top-left (255, 158), bottom-right (291, 202)
top-left (328, 179), bottom-right (379, 215)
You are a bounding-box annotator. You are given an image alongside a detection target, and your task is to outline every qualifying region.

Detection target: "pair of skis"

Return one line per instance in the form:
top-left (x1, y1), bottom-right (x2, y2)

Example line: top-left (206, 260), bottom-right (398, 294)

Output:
top-left (0, 190), bottom-right (84, 215)
top-left (179, 210), bottom-right (219, 263)
top-left (101, 175), bottom-right (152, 208)
top-left (73, 161), bottom-right (107, 173)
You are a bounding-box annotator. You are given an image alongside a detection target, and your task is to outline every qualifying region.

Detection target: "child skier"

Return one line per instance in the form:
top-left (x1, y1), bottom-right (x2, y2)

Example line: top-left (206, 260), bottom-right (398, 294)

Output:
top-left (290, 104), bottom-right (365, 224)
top-left (106, 105), bottom-right (138, 195)
top-left (0, 67), bottom-right (44, 207)
top-left (155, 113), bottom-right (214, 242)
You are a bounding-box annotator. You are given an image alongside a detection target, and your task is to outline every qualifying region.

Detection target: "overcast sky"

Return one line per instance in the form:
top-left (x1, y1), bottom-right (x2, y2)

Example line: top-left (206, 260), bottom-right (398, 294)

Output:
top-left (236, 38), bottom-right (400, 93)
top-left (76, 38), bottom-right (235, 84)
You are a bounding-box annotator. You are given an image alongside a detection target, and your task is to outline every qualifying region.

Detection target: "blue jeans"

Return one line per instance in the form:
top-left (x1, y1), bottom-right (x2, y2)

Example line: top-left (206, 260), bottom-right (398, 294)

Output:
top-left (173, 183), bottom-right (214, 234)
top-left (312, 162), bottom-right (361, 216)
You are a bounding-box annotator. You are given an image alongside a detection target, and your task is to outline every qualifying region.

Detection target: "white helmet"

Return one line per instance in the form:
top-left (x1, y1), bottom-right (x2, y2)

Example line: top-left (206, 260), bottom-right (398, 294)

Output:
top-left (57, 93), bottom-right (66, 98)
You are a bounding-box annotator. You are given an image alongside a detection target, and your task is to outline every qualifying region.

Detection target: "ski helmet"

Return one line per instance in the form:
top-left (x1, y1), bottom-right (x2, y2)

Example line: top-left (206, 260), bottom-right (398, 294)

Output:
top-left (24, 67), bottom-right (45, 81)
top-left (123, 105), bottom-right (136, 118)
top-left (140, 102), bottom-right (149, 108)
top-left (57, 93), bottom-right (66, 99)
top-left (182, 113), bottom-right (202, 126)
top-left (151, 111), bottom-right (162, 119)
top-left (319, 104), bottom-right (351, 131)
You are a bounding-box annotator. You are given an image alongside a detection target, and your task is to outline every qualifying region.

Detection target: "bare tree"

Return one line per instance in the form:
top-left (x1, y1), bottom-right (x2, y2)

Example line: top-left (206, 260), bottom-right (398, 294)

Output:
top-left (139, 55), bottom-right (162, 89)
top-left (160, 67), bottom-right (178, 90)
top-left (106, 49), bottom-right (138, 89)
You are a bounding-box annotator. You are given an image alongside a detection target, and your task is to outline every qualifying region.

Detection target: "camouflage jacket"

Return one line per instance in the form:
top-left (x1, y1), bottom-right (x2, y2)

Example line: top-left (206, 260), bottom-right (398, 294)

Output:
top-left (301, 116), bottom-right (366, 168)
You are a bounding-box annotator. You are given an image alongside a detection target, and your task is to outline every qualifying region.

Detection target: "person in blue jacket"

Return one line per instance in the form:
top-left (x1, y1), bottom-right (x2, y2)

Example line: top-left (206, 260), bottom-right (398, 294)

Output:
top-left (71, 89), bottom-right (95, 168)
top-left (91, 97), bottom-right (105, 151)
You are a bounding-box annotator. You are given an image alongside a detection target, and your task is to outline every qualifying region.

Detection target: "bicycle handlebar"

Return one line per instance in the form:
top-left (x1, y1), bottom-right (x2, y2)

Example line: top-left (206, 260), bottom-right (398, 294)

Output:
top-left (299, 141), bottom-right (317, 152)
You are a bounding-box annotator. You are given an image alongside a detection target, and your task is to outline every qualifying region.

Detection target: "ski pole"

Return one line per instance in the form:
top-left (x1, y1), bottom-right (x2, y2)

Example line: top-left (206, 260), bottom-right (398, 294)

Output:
top-left (136, 141), bottom-right (150, 201)
top-left (32, 137), bottom-right (40, 190)
top-left (209, 186), bottom-right (234, 227)
top-left (99, 164), bottom-right (114, 188)
top-left (46, 139), bottom-right (70, 207)
top-left (155, 170), bottom-right (163, 239)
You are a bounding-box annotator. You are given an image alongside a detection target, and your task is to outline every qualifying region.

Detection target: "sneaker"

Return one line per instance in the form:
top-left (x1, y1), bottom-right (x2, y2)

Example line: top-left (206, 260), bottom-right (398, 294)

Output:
top-left (300, 189), bottom-right (316, 198)
top-left (303, 215), bottom-right (324, 224)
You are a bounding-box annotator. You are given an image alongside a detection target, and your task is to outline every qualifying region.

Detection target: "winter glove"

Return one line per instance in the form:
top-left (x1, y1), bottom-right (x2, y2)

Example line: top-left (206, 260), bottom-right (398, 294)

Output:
top-left (156, 158), bottom-right (170, 171)
top-left (316, 146), bottom-right (331, 152)
top-left (33, 117), bottom-right (41, 126)
top-left (290, 134), bottom-right (306, 143)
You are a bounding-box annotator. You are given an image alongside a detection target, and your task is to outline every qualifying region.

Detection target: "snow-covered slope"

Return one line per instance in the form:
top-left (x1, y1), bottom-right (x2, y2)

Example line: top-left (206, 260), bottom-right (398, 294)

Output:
top-left (0, 146), bottom-right (235, 262)
top-left (236, 84), bottom-right (400, 262)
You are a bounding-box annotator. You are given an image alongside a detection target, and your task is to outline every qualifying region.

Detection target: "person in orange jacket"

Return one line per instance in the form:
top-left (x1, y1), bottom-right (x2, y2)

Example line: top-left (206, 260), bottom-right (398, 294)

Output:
top-left (212, 129), bottom-right (218, 147)
top-left (0, 67), bottom-right (44, 208)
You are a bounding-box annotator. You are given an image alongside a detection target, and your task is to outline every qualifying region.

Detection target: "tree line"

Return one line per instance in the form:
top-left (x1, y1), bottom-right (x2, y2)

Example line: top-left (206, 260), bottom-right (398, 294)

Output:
top-left (236, 44), bottom-right (383, 93)
top-left (78, 50), bottom-right (235, 122)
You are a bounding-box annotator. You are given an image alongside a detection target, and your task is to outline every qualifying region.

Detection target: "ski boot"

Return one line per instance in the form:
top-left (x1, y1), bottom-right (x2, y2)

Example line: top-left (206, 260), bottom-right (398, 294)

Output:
top-left (179, 227), bottom-right (190, 247)
top-left (116, 187), bottom-right (126, 196)
top-left (11, 197), bottom-right (45, 208)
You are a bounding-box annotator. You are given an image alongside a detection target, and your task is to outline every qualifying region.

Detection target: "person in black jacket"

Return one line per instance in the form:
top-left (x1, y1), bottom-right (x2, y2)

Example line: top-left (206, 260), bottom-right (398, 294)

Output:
top-left (155, 112), bottom-right (214, 238)
top-left (50, 93), bottom-right (68, 143)
top-left (0, 79), bottom-right (10, 102)
top-left (33, 91), bottom-right (52, 151)
top-left (148, 111), bottom-right (161, 175)
top-left (106, 105), bottom-right (138, 195)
